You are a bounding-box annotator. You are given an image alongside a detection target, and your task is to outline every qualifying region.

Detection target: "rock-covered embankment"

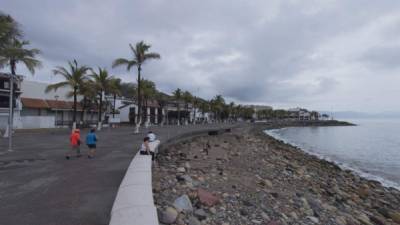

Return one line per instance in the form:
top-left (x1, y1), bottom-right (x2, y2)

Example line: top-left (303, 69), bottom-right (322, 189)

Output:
top-left (153, 126), bottom-right (400, 225)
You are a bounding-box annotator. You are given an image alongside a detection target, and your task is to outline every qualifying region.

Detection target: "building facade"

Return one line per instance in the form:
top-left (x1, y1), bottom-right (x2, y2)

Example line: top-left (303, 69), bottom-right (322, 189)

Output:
top-left (0, 77), bottom-right (99, 130)
top-left (0, 73), bottom-right (23, 129)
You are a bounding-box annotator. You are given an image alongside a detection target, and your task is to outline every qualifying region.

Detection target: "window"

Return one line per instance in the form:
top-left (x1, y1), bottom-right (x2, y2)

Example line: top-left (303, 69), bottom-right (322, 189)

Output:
top-left (3, 81), bottom-right (9, 89)
top-left (0, 95), bottom-right (9, 108)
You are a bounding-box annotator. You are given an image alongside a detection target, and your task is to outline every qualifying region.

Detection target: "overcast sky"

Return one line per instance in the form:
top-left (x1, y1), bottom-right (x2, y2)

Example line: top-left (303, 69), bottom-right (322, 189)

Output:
top-left (2, 0), bottom-right (400, 113)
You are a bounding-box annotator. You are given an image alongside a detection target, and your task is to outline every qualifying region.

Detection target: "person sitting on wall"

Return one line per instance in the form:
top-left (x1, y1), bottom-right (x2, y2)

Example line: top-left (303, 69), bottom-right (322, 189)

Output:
top-left (147, 131), bottom-right (160, 155)
top-left (140, 137), bottom-right (155, 161)
top-left (147, 131), bottom-right (156, 142)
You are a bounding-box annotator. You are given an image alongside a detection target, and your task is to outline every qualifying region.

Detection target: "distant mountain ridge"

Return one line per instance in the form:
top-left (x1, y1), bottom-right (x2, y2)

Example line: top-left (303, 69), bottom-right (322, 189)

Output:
top-left (320, 111), bottom-right (400, 119)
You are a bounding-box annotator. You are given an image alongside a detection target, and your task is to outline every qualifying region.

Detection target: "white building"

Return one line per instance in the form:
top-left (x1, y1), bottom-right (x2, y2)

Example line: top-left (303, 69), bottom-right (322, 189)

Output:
top-left (0, 73), bottom-right (23, 129)
top-left (0, 77), bottom-right (99, 130)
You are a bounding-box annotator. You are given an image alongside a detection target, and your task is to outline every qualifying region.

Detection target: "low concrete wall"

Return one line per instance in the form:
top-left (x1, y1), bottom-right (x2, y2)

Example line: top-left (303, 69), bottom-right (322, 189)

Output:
top-left (109, 126), bottom-right (237, 225)
top-left (109, 152), bottom-right (158, 225)
top-left (20, 116), bottom-right (55, 129)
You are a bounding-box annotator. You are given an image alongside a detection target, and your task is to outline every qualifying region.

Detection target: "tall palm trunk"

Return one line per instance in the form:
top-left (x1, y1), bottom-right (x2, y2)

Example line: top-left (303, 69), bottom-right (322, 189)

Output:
top-left (135, 65), bottom-right (141, 133)
top-left (81, 96), bottom-right (87, 125)
top-left (185, 103), bottom-right (189, 125)
top-left (97, 91), bottom-right (103, 130)
top-left (113, 94), bottom-right (116, 118)
top-left (177, 103), bottom-right (181, 126)
top-left (6, 60), bottom-right (16, 150)
top-left (98, 92), bottom-right (103, 122)
top-left (73, 86), bottom-right (77, 129)
top-left (193, 105), bottom-right (196, 124)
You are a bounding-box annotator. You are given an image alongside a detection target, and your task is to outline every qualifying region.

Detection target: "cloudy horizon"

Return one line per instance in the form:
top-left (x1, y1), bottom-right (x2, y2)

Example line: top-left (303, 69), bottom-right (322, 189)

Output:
top-left (2, 0), bottom-right (400, 113)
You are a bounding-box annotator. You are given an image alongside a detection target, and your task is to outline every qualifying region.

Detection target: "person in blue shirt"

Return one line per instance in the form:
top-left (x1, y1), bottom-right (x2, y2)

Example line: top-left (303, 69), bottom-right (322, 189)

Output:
top-left (86, 128), bottom-right (98, 159)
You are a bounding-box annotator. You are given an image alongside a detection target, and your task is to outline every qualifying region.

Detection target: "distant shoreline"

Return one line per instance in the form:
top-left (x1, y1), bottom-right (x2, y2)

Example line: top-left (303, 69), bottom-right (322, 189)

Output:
top-left (260, 121), bottom-right (400, 190)
top-left (253, 119), bottom-right (356, 128)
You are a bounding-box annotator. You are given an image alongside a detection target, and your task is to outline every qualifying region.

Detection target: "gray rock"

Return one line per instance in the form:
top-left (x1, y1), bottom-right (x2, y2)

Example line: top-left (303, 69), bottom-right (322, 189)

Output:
top-left (209, 207), bottom-right (217, 214)
top-left (177, 167), bottom-right (186, 173)
top-left (307, 216), bottom-right (319, 224)
top-left (187, 216), bottom-right (201, 225)
top-left (240, 209), bottom-right (249, 216)
top-left (261, 212), bottom-right (270, 221)
top-left (173, 195), bottom-right (193, 212)
top-left (251, 219), bottom-right (262, 224)
top-left (160, 207), bottom-right (178, 224)
top-left (185, 162), bottom-right (191, 169)
top-left (194, 208), bottom-right (208, 220)
top-left (182, 174), bottom-right (193, 183)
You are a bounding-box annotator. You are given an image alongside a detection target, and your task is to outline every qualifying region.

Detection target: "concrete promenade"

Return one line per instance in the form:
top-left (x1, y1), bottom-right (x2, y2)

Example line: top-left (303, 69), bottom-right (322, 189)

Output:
top-left (0, 124), bottom-right (235, 225)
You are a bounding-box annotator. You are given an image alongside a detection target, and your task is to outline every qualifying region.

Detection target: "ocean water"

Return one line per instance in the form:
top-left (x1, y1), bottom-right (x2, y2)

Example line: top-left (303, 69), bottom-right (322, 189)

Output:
top-left (265, 119), bottom-right (400, 190)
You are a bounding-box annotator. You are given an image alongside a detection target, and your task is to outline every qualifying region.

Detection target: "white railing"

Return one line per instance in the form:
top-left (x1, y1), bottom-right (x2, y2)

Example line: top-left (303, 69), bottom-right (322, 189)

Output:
top-left (109, 152), bottom-right (158, 225)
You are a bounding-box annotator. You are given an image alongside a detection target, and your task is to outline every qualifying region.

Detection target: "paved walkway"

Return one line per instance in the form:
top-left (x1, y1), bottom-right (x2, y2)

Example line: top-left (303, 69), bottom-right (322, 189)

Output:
top-left (0, 124), bottom-right (236, 225)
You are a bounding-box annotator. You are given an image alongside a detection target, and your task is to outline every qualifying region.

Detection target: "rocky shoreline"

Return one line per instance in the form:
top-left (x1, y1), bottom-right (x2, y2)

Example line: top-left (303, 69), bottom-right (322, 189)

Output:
top-left (153, 124), bottom-right (400, 225)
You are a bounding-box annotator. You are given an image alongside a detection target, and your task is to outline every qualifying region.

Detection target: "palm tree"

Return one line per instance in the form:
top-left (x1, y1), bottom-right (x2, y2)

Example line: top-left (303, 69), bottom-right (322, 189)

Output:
top-left (198, 100), bottom-right (210, 123)
top-left (155, 91), bottom-right (169, 125)
top-left (46, 60), bottom-right (90, 129)
top-left (192, 96), bottom-right (199, 124)
top-left (0, 13), bottom-right (20, 50)
top-left (109, 78), bottom-right (122, 118)
top-left (228, 101), bottom-right (235, 121)
top-left (182, 91), bottom-right (193, 125)
top-left (210, 95), bottom-right (225, 122)
top-left (90, 67), bottom-right (114, 129)
top-left (112, 41), bottom-right (160, 133)
top-left (140, 79), bottom-right (157, 126)
top-left (0, 38), bottom-right (41, 151)
top-left (78, 80), bottom-right (97, 125)
top-left (173, 88), bottom-right (182, 125)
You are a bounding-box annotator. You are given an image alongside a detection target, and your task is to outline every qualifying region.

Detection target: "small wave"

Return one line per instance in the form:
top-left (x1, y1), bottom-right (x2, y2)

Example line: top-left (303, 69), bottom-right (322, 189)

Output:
top-left (264, 129), bottom-right (400, 190)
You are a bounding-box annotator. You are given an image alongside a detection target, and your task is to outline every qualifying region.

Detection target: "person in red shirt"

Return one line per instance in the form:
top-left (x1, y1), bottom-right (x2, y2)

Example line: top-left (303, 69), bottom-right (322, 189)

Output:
top-left (67, 129), bottom-right (81, 159)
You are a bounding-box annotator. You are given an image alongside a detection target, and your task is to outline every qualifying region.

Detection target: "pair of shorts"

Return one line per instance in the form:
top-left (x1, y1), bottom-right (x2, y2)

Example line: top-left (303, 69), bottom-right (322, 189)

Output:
top-left (87, 144), bottom-right (96, 149)
top-left (140, 151), bottom-right (155, 161)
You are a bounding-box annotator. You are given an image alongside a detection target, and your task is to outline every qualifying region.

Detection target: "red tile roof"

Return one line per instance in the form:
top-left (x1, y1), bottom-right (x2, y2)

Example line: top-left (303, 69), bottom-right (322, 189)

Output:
top-left (21, 97), bottom-right (83, 111)
top-left (21, 98), bottom-right (49, 109)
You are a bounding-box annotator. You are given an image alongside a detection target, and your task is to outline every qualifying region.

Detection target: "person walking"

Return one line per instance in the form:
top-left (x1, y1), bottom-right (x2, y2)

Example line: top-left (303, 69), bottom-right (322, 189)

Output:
top-left (67, 129), bottom-right (81, 159)
top-left (86, 128), bottom-right (98, 159)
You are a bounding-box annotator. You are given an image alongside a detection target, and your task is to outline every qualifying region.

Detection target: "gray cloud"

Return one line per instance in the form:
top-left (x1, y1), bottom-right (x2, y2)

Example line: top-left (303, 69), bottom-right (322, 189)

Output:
top-left (2, 0), bottom-right (400, 112)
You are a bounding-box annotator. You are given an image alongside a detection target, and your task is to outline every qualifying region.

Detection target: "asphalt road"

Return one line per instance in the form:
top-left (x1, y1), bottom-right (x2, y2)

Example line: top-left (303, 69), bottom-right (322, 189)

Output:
top-left (0, 124), bottom-right (235, 225)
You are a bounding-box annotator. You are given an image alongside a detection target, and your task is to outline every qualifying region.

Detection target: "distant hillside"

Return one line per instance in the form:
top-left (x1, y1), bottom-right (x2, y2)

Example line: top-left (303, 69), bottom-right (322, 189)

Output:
top-left (320, 111), bottom-right (400, 119)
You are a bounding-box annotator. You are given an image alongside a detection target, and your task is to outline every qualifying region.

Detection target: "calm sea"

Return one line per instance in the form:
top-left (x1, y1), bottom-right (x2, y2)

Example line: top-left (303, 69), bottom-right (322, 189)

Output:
top-left (265, 119), bottom-right (400, 190)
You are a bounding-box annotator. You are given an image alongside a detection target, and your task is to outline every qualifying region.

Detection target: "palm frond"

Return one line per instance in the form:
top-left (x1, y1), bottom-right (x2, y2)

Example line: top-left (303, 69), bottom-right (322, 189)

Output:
top-left (112, 58), bottom-right (130, 69)
top-left (144, 52), bottom-right (161, 60)
top-left (20, 57), bottom-right (42, 74)
top-left (52, 66), bottom-right (71, 79)
top-left (127, 60), bottom-right (138, 71)
top-left (45, 81), bottom-right (70, 93)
